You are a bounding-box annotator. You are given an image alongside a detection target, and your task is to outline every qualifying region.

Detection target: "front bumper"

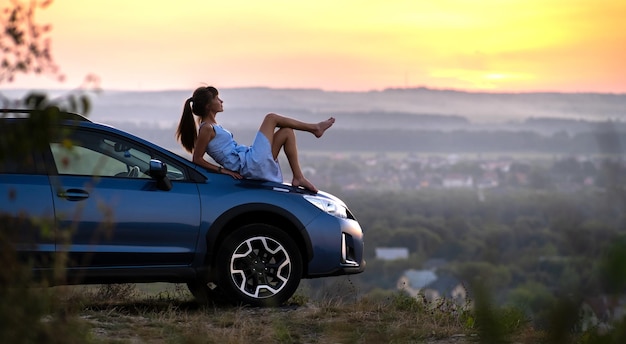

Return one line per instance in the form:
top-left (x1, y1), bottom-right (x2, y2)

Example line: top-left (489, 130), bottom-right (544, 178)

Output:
top-left (304, 215), bottom-right (365, 278)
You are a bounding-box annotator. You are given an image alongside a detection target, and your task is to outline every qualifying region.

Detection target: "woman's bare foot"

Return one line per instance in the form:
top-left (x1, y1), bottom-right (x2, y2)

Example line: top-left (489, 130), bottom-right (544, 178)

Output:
top-left (313, 117), bottom-right (335, 138)
top-left (292, 176), bottom-right (318, 193)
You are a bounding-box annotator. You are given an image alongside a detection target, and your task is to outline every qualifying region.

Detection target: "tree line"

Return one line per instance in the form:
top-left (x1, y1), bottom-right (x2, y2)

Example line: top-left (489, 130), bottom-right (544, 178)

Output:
top-left (332, 187), bottom-right (626, 322)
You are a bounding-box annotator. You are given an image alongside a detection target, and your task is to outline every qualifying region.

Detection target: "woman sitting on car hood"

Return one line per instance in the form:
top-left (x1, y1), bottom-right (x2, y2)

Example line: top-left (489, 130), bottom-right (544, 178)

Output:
top-left (176, 86), bottom-right (334, 193)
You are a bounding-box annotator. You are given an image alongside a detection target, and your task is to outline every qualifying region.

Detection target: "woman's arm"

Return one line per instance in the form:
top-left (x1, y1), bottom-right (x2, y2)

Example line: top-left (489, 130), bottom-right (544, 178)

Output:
top-left (192, 124), bottom-right (220, 172)
top-left (193, 125), bottom-right (242, 179)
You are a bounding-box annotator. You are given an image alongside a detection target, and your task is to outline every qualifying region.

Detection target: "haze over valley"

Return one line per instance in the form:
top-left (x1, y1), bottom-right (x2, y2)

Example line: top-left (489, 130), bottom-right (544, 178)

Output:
top-left (66, 87), bottom-right (626, 155)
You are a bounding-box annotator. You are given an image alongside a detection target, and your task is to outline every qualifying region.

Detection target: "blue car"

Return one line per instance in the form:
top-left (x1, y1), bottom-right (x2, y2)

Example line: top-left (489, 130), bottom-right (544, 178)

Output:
top-left (0, 109), bottom-right (365, 306)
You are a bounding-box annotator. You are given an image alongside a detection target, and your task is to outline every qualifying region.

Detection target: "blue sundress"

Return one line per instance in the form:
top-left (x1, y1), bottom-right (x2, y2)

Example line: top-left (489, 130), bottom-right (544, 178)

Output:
top-left (202, 123), bottom-right (283, 183)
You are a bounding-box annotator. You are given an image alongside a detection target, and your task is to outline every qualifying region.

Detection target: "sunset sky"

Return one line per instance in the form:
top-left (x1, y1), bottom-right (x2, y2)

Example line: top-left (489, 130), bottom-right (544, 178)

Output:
top-left (3, 0), bottom-right (626, 93)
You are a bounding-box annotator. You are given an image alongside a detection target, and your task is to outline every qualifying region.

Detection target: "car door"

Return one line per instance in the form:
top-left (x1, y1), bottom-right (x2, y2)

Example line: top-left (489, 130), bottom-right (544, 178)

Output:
top-left (0, 126), bottom-right (55, 269)
top-left (48, 127), bottom-right (201, 269)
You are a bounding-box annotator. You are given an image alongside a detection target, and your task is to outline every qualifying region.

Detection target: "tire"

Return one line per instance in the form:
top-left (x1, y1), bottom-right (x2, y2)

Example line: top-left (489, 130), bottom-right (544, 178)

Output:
top-left (215, 224), bottom-right (303, 307)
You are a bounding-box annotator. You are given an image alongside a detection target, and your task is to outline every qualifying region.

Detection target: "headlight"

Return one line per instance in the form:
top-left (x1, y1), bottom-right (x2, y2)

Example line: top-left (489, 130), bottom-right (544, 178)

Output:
top-left (304, 195), bottom-right (348, 219)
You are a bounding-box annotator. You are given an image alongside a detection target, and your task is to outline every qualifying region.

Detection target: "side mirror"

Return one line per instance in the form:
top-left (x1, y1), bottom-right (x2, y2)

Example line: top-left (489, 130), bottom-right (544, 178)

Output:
top-left (149, 159), bottom-right (172, 191)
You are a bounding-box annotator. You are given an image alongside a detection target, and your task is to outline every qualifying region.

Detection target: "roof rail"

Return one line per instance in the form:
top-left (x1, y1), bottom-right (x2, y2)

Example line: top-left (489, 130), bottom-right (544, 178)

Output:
top-left (0, 108), bottom-right (91, 122)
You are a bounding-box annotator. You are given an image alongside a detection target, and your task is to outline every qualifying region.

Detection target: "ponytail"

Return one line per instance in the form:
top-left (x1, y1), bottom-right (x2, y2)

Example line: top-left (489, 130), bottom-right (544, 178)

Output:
top-left (176, 97), bottom-right (197, 153)
top-left (176, 86), bottom-right (219, 153)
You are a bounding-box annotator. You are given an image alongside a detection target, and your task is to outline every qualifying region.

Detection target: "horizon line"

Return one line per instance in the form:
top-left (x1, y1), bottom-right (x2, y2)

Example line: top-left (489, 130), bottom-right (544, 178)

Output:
top-left (1, 86), bottom-right (625, 96)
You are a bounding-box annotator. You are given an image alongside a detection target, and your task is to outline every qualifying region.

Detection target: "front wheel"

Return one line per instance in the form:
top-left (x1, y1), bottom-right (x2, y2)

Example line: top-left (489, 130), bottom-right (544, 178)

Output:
top-left (216, 224), bottom-right (302, 307)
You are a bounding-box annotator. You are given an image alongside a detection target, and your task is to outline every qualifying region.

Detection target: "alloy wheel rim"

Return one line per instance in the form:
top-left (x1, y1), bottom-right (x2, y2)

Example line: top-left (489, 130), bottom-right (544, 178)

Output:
top-left (229, 236), bottom-right (291, 299)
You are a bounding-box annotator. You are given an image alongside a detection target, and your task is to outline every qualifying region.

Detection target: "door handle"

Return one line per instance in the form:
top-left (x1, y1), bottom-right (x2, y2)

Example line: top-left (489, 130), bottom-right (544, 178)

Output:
top-left (57, 188), bottom-right (89, 201)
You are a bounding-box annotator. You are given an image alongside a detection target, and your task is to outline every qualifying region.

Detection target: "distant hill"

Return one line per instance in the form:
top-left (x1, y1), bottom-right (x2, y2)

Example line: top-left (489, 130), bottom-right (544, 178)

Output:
top-left (3, 87), bottom-right (626, 154)
top-left (3, 87), bottom-right (624, 127)
top-left (71, 87), bottom-right (626, 129)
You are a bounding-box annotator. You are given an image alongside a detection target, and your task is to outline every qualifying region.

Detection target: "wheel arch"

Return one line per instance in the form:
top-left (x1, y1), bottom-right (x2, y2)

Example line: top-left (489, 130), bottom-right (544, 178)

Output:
top-left (204, 203), bottom-right (313, 275)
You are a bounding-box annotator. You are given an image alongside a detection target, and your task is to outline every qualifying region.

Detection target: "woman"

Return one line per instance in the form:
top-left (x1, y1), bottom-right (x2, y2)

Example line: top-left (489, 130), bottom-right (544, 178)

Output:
top-left (176, 86), bottom-right (334, 193)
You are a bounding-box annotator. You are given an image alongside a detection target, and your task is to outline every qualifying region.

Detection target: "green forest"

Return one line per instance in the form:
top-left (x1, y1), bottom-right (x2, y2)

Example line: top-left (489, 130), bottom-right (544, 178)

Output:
top-left (321, 185), bottom-right (626, 324)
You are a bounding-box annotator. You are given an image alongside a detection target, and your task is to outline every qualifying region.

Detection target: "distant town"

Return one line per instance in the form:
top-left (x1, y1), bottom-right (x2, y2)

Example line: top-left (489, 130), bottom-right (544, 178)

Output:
top-left (298, 151), bottom-right (624, 193)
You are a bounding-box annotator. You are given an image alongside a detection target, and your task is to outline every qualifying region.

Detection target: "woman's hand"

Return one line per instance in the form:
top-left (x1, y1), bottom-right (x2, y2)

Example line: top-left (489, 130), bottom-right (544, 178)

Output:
top-left (222, 168), bottom-right (243, 179)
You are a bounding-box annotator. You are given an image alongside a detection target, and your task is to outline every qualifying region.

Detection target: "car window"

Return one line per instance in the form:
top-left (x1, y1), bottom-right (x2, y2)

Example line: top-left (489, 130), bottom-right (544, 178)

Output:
top-left (0, 123), bottom-right (46, 174)
top-left (50, 130), bottom-right (148, 178)
top-left (49, 128), bottom-right (187, 181)
top-left (0, 145), bottom-right (43, 174)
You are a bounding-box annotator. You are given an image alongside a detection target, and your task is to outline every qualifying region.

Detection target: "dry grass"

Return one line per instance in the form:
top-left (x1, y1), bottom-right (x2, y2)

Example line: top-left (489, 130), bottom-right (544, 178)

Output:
top-left (49, 283), bottom-right (541, 344)
top-left (8, 276), bottom-right (612, 344)
top-left (22, 280), bottom-right (626, 344)
top-left (76, 300), bottom-right (472, 343)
